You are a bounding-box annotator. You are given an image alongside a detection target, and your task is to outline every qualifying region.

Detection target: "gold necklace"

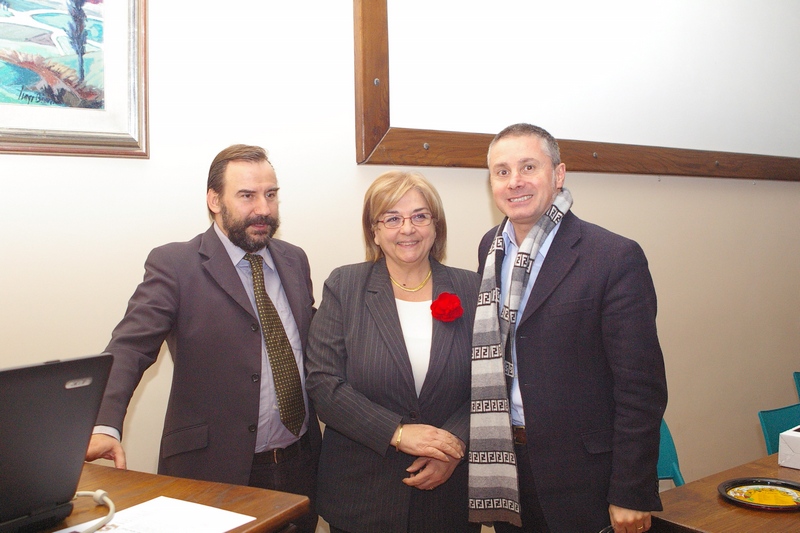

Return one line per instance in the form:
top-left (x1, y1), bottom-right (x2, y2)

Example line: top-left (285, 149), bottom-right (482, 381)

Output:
top-left (390, 269), bottom-right (432, 292)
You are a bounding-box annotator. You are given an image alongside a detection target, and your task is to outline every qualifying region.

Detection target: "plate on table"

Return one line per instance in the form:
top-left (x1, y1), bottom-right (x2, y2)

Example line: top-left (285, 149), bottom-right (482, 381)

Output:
top-left (718, 477), bottom-right (800, 511)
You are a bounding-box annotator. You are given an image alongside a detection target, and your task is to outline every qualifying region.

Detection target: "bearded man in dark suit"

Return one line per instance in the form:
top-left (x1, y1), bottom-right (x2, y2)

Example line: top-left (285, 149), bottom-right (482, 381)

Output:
top-left (86, 144), bottom-right (321, 533)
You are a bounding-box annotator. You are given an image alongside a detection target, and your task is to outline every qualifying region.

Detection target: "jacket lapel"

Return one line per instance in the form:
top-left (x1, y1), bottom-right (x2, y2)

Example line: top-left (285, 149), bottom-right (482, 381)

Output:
top-left (419, 260), bottom-right (456, 400)
top-left (198, 226), bottom-right (257, 320)
top-left (519, 211), bottom-right (580, 325)
top-left (365, 260), bottom-right (417, 395)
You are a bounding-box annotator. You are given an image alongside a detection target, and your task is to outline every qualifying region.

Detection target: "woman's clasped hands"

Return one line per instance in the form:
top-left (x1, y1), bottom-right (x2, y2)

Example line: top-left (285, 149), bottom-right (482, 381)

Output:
top-left (392, 423), bottom-right (465, 491)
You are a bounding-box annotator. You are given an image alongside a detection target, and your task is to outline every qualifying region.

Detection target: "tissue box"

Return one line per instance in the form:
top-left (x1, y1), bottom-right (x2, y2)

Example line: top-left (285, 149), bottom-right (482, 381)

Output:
top-left (778, 424), bottom-right (800, 469)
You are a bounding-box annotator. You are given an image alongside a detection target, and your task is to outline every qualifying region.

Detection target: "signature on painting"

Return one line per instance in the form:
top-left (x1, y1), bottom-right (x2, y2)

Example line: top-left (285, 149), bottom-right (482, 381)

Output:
top-left (0, 0), bottom-right (104, 109)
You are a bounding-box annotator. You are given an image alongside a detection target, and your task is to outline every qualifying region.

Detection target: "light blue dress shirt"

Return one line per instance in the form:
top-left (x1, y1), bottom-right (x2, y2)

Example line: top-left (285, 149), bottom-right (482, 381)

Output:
top-left (213, 223), bottom-right (309, 452)
top-left (499, 222), bottom-right (560, 426)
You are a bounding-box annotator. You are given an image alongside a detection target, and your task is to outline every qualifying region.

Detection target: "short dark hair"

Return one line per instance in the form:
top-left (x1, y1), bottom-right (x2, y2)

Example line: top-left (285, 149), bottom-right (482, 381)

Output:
top-left (487, 123), bottom-right (561, 168)
top-left (206, 145), bottom-right (272, 217)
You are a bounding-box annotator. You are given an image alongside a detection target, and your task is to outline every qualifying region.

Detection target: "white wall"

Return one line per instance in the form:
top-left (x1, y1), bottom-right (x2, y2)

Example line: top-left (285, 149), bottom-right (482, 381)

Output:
top-left (0, 1), bottom-right (496, 474)
top-left (389, 0), bottom-right (800, 158)
top-left (1, 0), bottom-right (799, 508)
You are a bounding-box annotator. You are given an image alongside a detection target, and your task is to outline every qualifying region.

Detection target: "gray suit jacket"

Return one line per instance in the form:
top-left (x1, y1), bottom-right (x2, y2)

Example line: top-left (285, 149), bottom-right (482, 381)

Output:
top-left (479, 211), bottom-right (667, 532)
top-left (97, 225), bottom-right (321, 485)
top-left (305, 258), bottom-right (479, 533)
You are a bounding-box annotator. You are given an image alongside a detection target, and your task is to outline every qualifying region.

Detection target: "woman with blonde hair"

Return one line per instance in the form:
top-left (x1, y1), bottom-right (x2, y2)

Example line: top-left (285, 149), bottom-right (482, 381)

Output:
top-left (306, 170), bottom-right (480, 532)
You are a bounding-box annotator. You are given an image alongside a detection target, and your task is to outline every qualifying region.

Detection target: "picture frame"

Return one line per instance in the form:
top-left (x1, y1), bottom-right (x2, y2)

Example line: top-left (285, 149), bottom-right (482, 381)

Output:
top-left (354, 0), bottom-right (799, 182)
top-left (0, 0), bottom-right (148, 158)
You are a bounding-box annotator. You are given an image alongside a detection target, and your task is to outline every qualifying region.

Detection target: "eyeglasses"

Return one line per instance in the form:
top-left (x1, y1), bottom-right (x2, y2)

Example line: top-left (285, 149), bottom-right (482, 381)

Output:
top-left (376, 213), bottom-right (434, 229)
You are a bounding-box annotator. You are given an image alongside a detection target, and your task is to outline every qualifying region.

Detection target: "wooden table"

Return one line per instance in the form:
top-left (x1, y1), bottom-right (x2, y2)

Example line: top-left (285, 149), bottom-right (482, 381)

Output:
top-left (651, 454), bottom-right (800, 532)
top-left (43, 463), bottom-right (309, 533)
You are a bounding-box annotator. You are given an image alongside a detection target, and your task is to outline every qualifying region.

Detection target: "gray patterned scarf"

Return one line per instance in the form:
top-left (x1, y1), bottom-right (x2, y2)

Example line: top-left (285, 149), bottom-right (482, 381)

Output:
top-left (468, 188), bottom-right (573, 526)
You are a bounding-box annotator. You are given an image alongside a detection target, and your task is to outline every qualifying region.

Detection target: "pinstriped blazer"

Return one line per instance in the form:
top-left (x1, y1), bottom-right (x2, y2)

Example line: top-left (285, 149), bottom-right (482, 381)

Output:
top-left (305, 258), bottom-right (479, 533)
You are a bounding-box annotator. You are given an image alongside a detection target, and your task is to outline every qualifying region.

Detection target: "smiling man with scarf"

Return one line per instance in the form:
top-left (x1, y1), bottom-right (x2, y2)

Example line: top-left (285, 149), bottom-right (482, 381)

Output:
top-left (469, 124), bottom-right (667, 533)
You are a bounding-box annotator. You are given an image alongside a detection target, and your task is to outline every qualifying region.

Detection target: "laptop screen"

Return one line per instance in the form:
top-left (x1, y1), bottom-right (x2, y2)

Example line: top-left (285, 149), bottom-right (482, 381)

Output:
top-left (0, 353), bottom-right (113, 533)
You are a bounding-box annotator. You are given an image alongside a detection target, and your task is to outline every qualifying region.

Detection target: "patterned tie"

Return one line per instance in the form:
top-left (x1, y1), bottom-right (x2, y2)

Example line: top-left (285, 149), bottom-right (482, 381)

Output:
top-left (244, 253), bottom-right (305, 436)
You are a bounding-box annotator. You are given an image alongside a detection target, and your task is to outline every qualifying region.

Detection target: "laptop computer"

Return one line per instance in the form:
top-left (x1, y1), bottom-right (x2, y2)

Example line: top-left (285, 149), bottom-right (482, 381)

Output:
top-left (0, 353), bottom-right (113, 533)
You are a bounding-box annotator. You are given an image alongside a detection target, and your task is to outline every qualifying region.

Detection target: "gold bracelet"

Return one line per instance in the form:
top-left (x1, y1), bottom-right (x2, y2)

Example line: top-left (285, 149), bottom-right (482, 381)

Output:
top-left (394, 424), bottom-right (404, 451)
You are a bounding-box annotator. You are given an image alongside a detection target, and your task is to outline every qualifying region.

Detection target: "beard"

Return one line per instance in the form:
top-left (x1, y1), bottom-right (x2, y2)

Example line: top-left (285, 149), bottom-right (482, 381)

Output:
top-left (220, 204), bottom-right (280, 253)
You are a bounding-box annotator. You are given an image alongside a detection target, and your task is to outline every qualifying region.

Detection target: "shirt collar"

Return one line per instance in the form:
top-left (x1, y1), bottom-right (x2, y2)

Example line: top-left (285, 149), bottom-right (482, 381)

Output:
top-left (213, 222), bottom-right (276, 271)
top-left (501, 220), bottom-right (560, 258)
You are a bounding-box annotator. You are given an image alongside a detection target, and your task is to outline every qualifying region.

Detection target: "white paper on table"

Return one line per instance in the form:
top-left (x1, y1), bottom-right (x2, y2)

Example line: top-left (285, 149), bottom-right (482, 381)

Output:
top-left (53, 495), bottom-right (255, 533)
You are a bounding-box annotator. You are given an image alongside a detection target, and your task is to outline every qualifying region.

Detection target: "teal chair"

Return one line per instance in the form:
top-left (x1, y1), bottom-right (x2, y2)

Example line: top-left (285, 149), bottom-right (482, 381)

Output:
top-left (757, 403), bottom-right (800, 455)
top-left (794, 372), bottom-right (800, 400)
top-left (658, 419), bottom-right (685, 487)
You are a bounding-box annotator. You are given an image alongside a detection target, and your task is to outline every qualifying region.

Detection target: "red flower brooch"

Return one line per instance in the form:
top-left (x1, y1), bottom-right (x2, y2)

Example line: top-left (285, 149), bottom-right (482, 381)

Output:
top-left (431, 292), bottom-right (463, 322)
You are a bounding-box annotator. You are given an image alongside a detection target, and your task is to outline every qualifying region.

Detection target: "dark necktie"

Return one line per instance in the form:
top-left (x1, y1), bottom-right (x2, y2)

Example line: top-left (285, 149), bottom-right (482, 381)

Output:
top-left (244, 253), bottom-right (305, 436)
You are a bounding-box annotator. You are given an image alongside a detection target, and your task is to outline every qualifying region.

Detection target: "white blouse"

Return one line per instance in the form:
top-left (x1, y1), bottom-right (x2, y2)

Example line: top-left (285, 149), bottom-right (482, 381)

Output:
top-left (394, 299), bottom-right (433, 397)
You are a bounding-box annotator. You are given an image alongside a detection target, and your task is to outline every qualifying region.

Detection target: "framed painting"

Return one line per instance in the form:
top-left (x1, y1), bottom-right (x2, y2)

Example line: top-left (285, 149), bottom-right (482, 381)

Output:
top-left (0, 0), bottom-right (147, 158)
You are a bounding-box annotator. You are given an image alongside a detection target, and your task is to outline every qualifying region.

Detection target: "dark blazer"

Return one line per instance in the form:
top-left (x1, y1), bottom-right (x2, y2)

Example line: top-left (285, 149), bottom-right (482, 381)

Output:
top-left (479, 212), bottom-right (667, 532)
top-left (96, 225), bottom-right (321, 485)
top-left (305, 258), bottom-right (480, 533)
